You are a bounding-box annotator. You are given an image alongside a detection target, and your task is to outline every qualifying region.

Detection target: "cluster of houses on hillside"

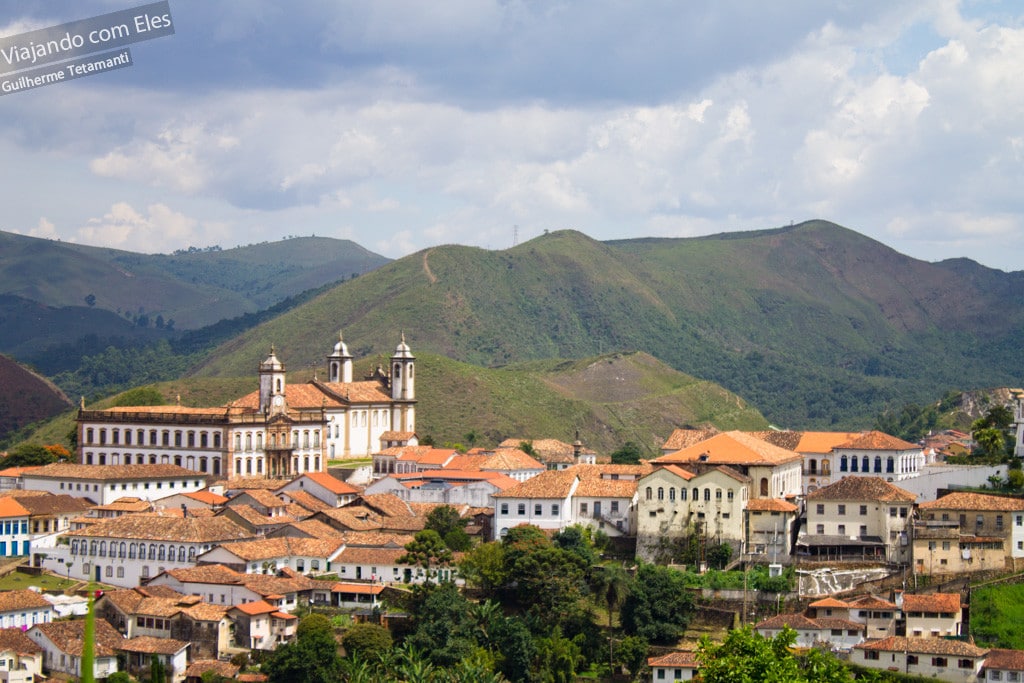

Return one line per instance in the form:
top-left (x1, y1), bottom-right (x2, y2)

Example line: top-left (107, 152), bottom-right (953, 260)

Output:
top-left (4, 336), bottom-right (1024, 682)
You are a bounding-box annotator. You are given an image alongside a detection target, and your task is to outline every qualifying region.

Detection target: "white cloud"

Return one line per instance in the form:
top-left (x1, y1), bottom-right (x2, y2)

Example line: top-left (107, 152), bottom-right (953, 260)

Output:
top-left (75, 202), bottom-right (224, 254)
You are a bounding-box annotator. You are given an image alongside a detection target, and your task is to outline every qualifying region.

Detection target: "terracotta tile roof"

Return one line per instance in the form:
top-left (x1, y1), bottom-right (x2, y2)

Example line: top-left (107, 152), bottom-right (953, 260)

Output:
top-left (0, 590), bottom-right (51, 612)
top-left (496, 438), bottom-right (596, 463)
top-left (492, 470), bottom-right (578, 499)
top-left (653, 464), bottom-right (696, 482)
top-left (103, 405), bottom-right (231, 416)
top-left (848, 595), bottom-right (897, 610)
top-left (279, 490), bottom-right (333, 512)
top-left (745, 498), bottom-right (798, 513)
top-left (0, 497), bottom-right (30, 518)
top-left (0, 490), bottom-right (51, 498)
top-left (232, 489), bottom-right (288, 509)
top-left (237, 674), bottom-right (269, 682)
top-left (655, 431), bottom-right (802, 467)
top-left (32, 619), bottom-right (124, 657)
top-left (814, 618), bottom-right (865, 631)
top-left (272, 519), bottom-right (345, 539)
top-left (855, 636), bottom-right (986, 657)
top-left (647, 651), bottom-right (698, 667)
top-left (661, 428), bottom-right (720, 451)
top-left (984, 649), bottom-right (1024, 671)
top-left (793, 431), bottom-right (862, 453)
top-left (225, 504), bottom-right (294, 528)
top-left (0, 467), bottom-right (42, 477)
top-left (707, 465), bottom-right (752, 483)
top-left (379, 431), bottom-right (416, 441)
top-left (902, 593), bottom-right (960, 613)
top-left (231, 600), bottom-right (277, 616)
top-left (444, 454), bottom-right (491, 471)
top-left (66, 514), bottom-right (253, 543)
top-left (185, 660), bottom-right (239, 679)
top-left (338, 531), bottom-right (413, 547)
top-left (749, 430), bottom-right (803, 451)
top-left (334, 546), bottom-right (407, 566)
top-left (213, 537), bottom-right (345, 562)
top-left (13, 494), bottom-right (91, 515)
top-left (165, 564), bottom-right (245, 585)
top-left (238, 574), bottom-right (312, 598)
top-left (358, 494), bottom-right (415, 517)
top-left (299, 471), bottom-right (360, 495)
top-left (331, 582), bottom-right (385, 595)
top-left (317, 380), bottom-right (394, 404)
top-left (213, 477), bottom-right (283, 491)
top-left (0, 627), bottom-right (42, 654)
top-left (26, 463), bottom-right (198, 481)
top-left (806, 476), bottom-right (916, 503)
top-left (182, 490), bottom-right (229, 505)
top-left (919, 492), bottom-right (1024, 512)
top-left (809, 597), bottom-right (850, 608)
top-left (574, 476), bottom-right (637, 498)
top-left (479, 450), bottom-right (545, 471)
top-left (119, 635), bottom-right (189, 655)
top-left (314, 508), bottom-right (384, 531)
top-left (180, 602), bottom-right (230, 622)
top-left (836, 431), bottom-right (919, 451)
top-left (92, 497), bottom-right (152, 513)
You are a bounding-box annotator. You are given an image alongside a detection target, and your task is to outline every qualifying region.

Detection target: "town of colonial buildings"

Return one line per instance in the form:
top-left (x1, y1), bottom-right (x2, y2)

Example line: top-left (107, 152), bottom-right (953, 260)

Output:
top-left (3, 334), bottom-right (1024, 682)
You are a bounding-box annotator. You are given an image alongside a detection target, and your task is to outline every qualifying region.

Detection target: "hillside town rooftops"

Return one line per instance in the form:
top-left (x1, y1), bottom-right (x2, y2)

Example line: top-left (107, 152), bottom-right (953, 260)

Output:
top-left (655, 431), bottom-right (802, 467)
top-left (835, 431), bottom-right (919, 451)
top-left (0, 627), bottom-right (42, 655)
top-left (854, 636), bottom-right (986, 657)
top-left (31, 619), bottom-right (124, 657)
top-left (0, 589), bottom-right (51, 612)
top-left (492, 469), bottom-right (578, 499)
top-left (661, 428), bottom-right (720, 451)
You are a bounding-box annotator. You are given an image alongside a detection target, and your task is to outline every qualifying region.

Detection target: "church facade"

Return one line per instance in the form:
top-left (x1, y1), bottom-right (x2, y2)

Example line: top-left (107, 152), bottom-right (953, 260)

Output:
top-left (76, 334), bottom-right (416, 478)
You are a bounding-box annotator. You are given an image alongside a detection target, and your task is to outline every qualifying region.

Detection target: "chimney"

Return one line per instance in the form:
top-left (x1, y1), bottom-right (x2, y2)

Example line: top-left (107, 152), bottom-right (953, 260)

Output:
top-left (572, 429), bottom-right (582, 459)
top-left (181, 504), bottom-right (188, 519)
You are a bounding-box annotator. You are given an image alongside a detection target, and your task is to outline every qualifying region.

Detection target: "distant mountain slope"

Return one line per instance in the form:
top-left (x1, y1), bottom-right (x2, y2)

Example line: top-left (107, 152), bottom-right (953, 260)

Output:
top-left (189, 220), bottom-right (1024, 428)
top-left (0, 231), bottom-right (390, 329)
top-left (18, 351), bottom-right (767, 455)
top-left (0, 355), bottom-right (71, 443)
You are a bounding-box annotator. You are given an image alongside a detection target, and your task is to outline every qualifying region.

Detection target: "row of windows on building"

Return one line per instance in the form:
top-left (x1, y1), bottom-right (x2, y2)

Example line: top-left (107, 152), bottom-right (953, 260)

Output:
top-left (234, 430), bottom-right (321, 452)
top-left (83, 451), bottom-right (222, 473)
top-left (862, 651), bottom-right (976, 669)
top-left (233, 455), bottom-right (320, 475)
top-left (926, 512), bottom-right (1024, 528)
top-left (814, 504), bottom-right (910, 517)
top-left (838, 454), bottom-right (917, 474)
top-left (70, 539), bottom-right (202, 562)
top-left (0, 521), bottom-right (27, 536)
top-left (644, 486), bottom-right (738, 503)
top-left (58, 479), bottom-right (202, 492)
top-left (80, 563), bottom-right (154, 579)
top-left (85, 428), bottom-right (223, 449)
top-left (326, 409), bottom-right (389, 432)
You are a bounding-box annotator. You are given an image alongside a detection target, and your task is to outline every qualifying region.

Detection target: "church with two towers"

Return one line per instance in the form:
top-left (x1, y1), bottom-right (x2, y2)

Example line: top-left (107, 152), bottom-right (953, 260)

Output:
top-left (76, 334), bottom-right (417, 478)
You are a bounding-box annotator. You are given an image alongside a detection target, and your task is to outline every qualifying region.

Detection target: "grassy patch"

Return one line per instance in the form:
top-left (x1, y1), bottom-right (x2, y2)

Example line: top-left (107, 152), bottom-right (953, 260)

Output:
top-left (0, 570), bottom-right (77, 592)
top-left (970, 581), bottom-right (1024, 648)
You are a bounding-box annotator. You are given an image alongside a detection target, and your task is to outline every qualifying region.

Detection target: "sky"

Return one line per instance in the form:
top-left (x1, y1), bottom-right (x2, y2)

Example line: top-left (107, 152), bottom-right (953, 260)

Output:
top-left (1, 1), bottom-right (1023, 271)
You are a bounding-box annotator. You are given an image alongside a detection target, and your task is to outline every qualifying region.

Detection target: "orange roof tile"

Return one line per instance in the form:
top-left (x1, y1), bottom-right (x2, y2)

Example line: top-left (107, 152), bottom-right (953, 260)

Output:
top-left (919, 492), bottom-right (1024, 512)
top-left (647, 651), bottom-right (698, 667)
top-left (493, 469), bottom-right (578, 499)
top-left (0, 497), bottom-right (29, 518)
top-left (855, 636), bottom-right (986, 657)
top-left (655, 431), bottom-right (802, 467)
top-left (661, 428), bottom-right (720, 451)
top-left (984, 649), bottom-right (1024, 671)
top-left (902, 593), bottom-right (961, 613)
top-left (806, 476), bottom-right (916, 503)
top-left (745, 498), bottom-right (798, 513)
top-left (835, 431), bottom-right (919, 451)
top-left (296, 472), bottom-right (360, 495)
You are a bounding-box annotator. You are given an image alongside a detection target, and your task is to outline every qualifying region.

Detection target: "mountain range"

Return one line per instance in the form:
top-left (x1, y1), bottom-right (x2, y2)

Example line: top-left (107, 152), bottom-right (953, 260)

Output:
top-left (5, 219), bottom-right (1023, 446)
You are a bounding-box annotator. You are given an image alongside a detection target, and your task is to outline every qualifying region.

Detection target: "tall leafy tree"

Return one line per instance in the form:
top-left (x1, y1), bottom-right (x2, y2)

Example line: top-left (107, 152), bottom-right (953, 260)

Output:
top-left (264, 614), bottom-right (343, 683)
top-left (406, 582), bottom-right (479, 667)
top-left (620, 564), bottom-right (693, 644)
top-left (400, 529), bottom-right (454, 582)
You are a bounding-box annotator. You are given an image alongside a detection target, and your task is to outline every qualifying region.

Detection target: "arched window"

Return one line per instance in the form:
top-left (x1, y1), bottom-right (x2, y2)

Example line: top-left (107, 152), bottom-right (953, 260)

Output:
top-left (668, 487), bottom-right (676, 502)
top-left (645, 487), bottom-right (652, 500)
top-left (119, 542), bottom-right (126, 558)
top-left (809, 458), bottom-right (818, 474)
top-left (214, 433), bottom-right (221, 448)
top-left (692, 488), bottom-right (699, 501)
top-left (98, 542), bottom-right (106, 557)
top-left (874, 456), bottom-right (882, 473)
top-left (886, 456), bottom-right (895, 473)
top-left (89, 541), bottom-right (97, 556)
top-left (760, 478), bottom-right (769, 497)
top-left (148, 544), bottom-right (157, 560)
top-left (704, 488), bottom-right (711, 501)
top-left (840, 455), bottom-right (848, 472)
top-left (128, 544), bottom-right (137, 559)
top-left (680, 488), bottom-right (687, 501)
top-left (657, 487), bottom-right (664, 501)
top-left (862, 456), bottom-right (869, 472)
top-left (850, 457), bottom-right (858, 472)
top-left (822, 459), bottom-right (831, 475)
top-left (178, 547), bottom-right (186, 562)
top-left (158, 545), bottom-right (166, 561)
top-left (715, 489), bottom-right (722, 500)
top-left (188, 547), bottom-right (196, 561)
top-left (727, 489), bottom-right (734, 501)
top-left (71, 540), bottom-right (79, 555)
top-left (276, 378), bottom-right (282, 392)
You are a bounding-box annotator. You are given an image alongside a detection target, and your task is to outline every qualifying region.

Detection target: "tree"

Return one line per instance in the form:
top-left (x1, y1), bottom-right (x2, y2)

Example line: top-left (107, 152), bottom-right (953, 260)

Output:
top-left (264, 614), bottom-right (343, 683)
top-left (615, 635), bottom-right (648, 679)
top-left (707, 543), bottom-right (733, 570)
top-left (697, 626), bottom-right (853, 683)
top-left (406, 582), bottom-right (478, 667)
top-left (610, 441), bottom-right (643, 465)
top-left (425, 505), bottom-right (472, 551)
top-left (620, 564), bottom-right (694, 644)
top-left (111, 387), bottom-right (166, 407)
top-left (84, 293), bottom-right (96, 307)
top-left (341, 622), bottom-right (392, 660)
top-left (553, 525), bottom-right (597, 565)
top-left (590, 564), bottom-right (632, 670)
top-left (107, 673), bottom-right (132, 683)
top-left (3, 444), bottom-right (57, 468)
top-left (399, 529), bottom-right (454, 582)
top-left (459, 541), bottom-right (506, 595)
top-left (150, 654), bottom-right (167, 683)
top-left (1009, 469), bottom-right (1024, 490)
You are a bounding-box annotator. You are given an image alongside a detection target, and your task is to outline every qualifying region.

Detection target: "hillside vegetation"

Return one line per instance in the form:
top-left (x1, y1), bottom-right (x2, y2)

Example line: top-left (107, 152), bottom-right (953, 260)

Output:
top-left (0, 355), bottom-right (71, 443)
top-left (189, 221), bottom-right (1024, 428)
top-left (18, 352), bottom-right (767, 455)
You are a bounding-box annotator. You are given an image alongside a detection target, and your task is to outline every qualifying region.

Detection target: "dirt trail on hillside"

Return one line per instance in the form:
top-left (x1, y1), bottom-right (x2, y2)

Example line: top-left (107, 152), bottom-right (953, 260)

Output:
top-left (423, 249), bottom-right (437, 284)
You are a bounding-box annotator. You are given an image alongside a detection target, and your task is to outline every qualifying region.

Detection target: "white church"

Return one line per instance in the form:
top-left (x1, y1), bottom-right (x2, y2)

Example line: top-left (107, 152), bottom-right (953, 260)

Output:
top-left (76, 333), bottom-right (417, 479)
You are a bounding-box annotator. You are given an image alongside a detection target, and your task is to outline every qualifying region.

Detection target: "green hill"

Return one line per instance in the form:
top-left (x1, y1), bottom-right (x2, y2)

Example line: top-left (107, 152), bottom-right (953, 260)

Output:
top-left (189, 221), bottom-right (1024, 428)
top-left (0, 231), bottom-right (390, 330)
top-left (0, 355), bottom-right (72, 445)
top-left (18, 351), bottom-right (766, 455)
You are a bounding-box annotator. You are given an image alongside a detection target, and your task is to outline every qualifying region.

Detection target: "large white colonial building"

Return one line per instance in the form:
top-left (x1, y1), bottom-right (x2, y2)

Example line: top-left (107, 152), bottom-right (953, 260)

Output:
top-left (76, 334), bottom-right (417, 476)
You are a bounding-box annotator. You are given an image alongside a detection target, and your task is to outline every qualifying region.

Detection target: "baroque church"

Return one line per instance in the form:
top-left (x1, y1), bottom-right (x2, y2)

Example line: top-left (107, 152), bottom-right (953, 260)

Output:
top-left (76, 333), bottom-right (417, 478)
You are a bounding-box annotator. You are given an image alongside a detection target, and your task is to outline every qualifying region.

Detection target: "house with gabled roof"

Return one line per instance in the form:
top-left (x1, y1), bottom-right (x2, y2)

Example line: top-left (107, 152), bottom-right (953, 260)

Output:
top-left (919, 491), bottom-right (1024, 567)
top-left (743, 497), bottom-right (798, 563)
top-left (0, 590), bottom-right (53, 630)
top-left (832, 430), bottom-right (925, 482)
top-left (22, 463), bottom-right (206, 504)
top-left (119, 635), bottom-right (190, 683)
top-left (492, 469), bottom-right (578, 538)
top-left (0, 627), bottom-right (43, 683)
top-left (647, 651), bottom-right (699, 681)
top-left (654, 431), bottom-right (802, 500)
top-left (636, 463), bottom-right (750, 562)
top-left (571, 464), bottom-right (640, 537)
top-left (660, 428), bottom-right (720, 455)
top-left (275, 471), bottom-right (361, 508)
top-left (228, 601), bottom-right (296, 651)
top-left (900, 592), bottom-right (963, 637)
top-left (847, 594), bottom-right (899, 638)
top-left (0, 498), bottom-right (30, 558)
top-left (497, 438), bottom-right (599, 470)
top-left (40, 514), bottom-right (254, 587)
top-left (27, 619), bottom-right (123, 679)
top-left (851, 636), bottom-right (987, 681)
top-left (982, 648), bottom-right (1024, 682)
top-left (196, 536), bottom-right (346, 576)
top-left (754, 612), bottom-right (864, 650)
top-left (799, 476), bottom-right (915, 565)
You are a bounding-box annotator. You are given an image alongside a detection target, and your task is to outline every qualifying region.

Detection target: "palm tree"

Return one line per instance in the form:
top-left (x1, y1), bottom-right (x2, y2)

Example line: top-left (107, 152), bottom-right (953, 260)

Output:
top-left (591, 564), bottom-right (632, 672)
